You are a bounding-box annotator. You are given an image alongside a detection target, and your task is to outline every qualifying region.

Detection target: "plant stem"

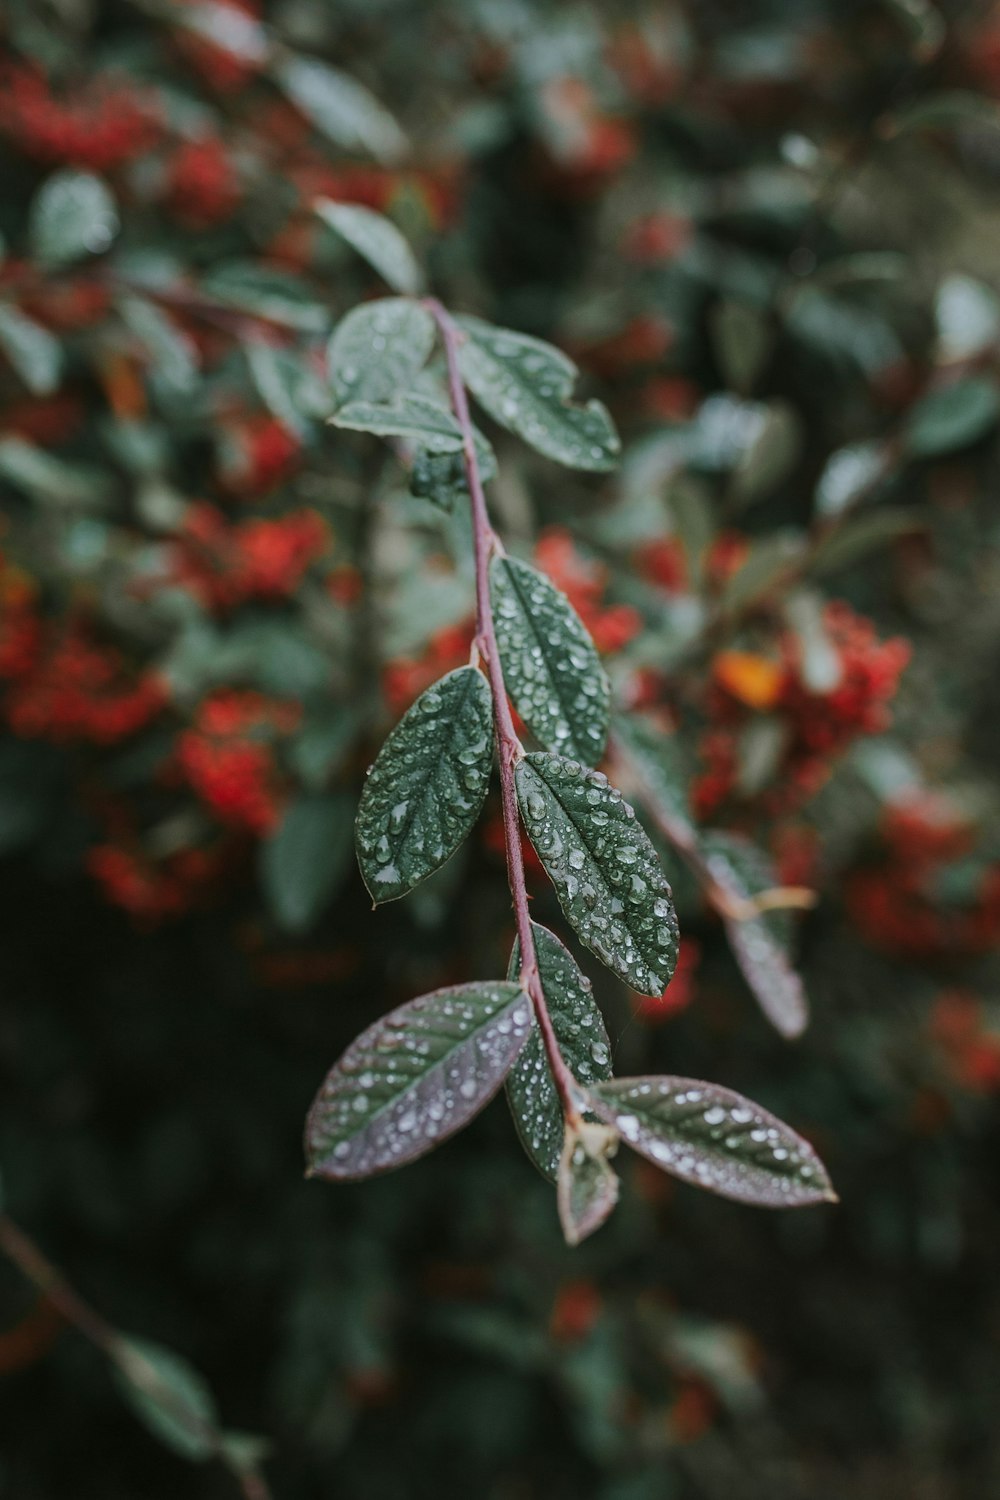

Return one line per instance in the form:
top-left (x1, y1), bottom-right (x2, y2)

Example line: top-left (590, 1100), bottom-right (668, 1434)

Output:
top-left (0, 1214), bottom-right (272, 1500)
top-left (426, 298), bottom-right (582, 1125)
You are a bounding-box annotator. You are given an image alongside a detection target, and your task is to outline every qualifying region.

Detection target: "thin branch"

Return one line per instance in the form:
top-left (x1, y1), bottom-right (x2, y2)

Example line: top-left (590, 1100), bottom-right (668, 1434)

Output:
top-left (0, 1214), bottom-right (273, 1500)
top-left (425, 298), bottom-right (583, 1126)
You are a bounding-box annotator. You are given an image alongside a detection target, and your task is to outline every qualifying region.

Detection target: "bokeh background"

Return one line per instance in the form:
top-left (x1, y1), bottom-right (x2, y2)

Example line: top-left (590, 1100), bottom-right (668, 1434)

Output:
top-left (2, 1), bottom-right (1000, 1496)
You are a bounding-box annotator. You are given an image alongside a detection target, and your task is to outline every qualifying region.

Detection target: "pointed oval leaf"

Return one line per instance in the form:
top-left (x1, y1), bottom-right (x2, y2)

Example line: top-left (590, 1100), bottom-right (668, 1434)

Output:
top-left (356, 666), bottom-right (493, 903)
top-left (327, 297), bottom-right (435, 407)
top-left (457, 316), bottom-right (620, 471)
top-left (700, 832), bottom-right (808, 1039)
top-left (505, 921), bottom-right (612, 1181)
top-left (279, 60), bottom-right (407, 164)
top-left (112, 1336), bottom-right (219, 1461)
top-left (315, 198), bottom-right (421, 293)
top-left (410, 430), bottom-right (497, 509)
top-left (491, 555), bottom-right (609, 764)
top-left (515, 753), bottom-right (678, 996)
top-left (612, 713), bottom-right (696, 845)
top-left (306, 980), bottom-right (531, 1178)
top-left (330, 392), bottom-right (462, 449)
top-left (557, 1120), bottom-right (620, 1246)
top-left (0, 304), bottom-right (62, 396)
top-left (588, 1076), bottom-right (834, 1208)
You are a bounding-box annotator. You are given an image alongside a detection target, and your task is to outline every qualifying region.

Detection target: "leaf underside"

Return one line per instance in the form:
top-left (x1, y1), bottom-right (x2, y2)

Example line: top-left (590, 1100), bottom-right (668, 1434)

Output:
top-left (306, 981), bottom-right (531, 1179)
top-left (355, 666), bottom-right (493, 904)
top-left (457, 315), bottom-right (620, 471)
top-left (505, 921), bottom-right (613, 1180)
top-left (515, 753), bottom-right (679, 996)
top-left (701, 831), bottom-right (808, 1038)
top-left (557, 1121), bottom-right (620, 1246)
top-left (491, 555), bottom-right (609, 764)
top-left (588, 1076), bottom-right (834, 1207)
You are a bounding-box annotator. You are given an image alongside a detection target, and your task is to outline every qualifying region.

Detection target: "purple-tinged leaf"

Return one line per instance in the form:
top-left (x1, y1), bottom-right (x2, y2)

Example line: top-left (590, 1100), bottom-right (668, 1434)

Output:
top-left (306, 981), bottom-right (531, 1180)
top-left (588, 1077), bottom-right (834, 1208)
top-left (355, 666), bottom-right (493, 904)
top-left (505, 922), bottom-right (612, 1181)
top-left (515, 753), bottom-right (678, 996)
top-left (490, 555), bottom-right (609, 764)
top-left (557, 1120), bottom-right (620, 1246)
top-left (701, 832), bottom-right (808, 1038)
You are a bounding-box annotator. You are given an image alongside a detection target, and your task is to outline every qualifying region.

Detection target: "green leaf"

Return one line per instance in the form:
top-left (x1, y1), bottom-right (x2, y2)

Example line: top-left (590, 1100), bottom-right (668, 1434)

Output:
top-left (277, 57), bottom-right (407, 163)
top-left (515, 753), bottom-right (678, 996)
top-left (409, 432), bottom-right (497, 509)
top-left (176, 2), bottom-right (269, 65)
top-left (0, 304), bottom-right (62, 395)
top-left (355, 666), bottom-right (493, 903)
top-left (260, 792), bottom-right (354, 933)
top-left (306, 980), bottom-right (531, 1178)
top-left (814, 441), bottom-right (885, 518)
top-left (588, 1077), bottom-right (835, 1207)
top-left (326, 298), bottom-right (436, 407)
top-left (719, 532), bottom-right (803, 612)
top-left (199, 263), bottom-right (327, 331)
top-left (505, 922), bottom-right (613, 1181)
top-left (490, 555), bottom-right (609, 764)
top-left (245, 342), bottom-right (317, 437)
top-left (557, 1119), bottom-right (620, 1246)
top-left (30, 170), bottom-right (119, 269)
top-left (314, 199), bottom-right (422, 295)
top-left (330, 392), bottom-right (462, 449)
top-left (612, 713), bottom-right (696, 844)
top-left (700, 832), bottom-right (808, 1039)
top-left (936, 275), bottom-right (1000, 361)
top-left (119, 296), bottom-right (198, 396)
top-left (0, 438), bottom-right (112, 508)
top-left (810, 508), bottom-right (920, 575)
top-left (709, 298), bottom-right (772, 394)
top-left (457, 316), bottom-right (620, 471)
top-left (112, 1336), bottom-right (219, 1462)
top-left (881, 89), bottom-right (1000, 138)
top-left (904, 377), bottom-right (1000, 457)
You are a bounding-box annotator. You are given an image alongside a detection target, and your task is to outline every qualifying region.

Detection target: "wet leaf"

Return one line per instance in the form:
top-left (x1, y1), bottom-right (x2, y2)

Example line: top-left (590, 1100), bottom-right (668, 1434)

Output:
top-left (557, 1119), bottom-right (620, 1246)
top-left (260, 792), bottom-right (354, 933)
top-left (314, 198), bottom-right (421, 294)
top-left (491, 555), bottom-right (609, 764)
top-left (306, 980), bottom-right (531, 1178)
top-left (701, 832), bottom-right (808, 1038)
top-left (355, 666), bottom-right (493, 903)
top-left (515, 753), bottom-right (678, 996)
top-left (0, 304), bottom-right (62, 396)
top-left (457, 316), bottom-right (619, 471)
top-left (505, 922), bottom-right (613, 1181)
top-left (409, 430), bottom-right (497, 509)
top-left (588, 1076), bottom-right (834, 1207)
top-left (30, 170), bottom-right (119, 269)
top-left (327, 297), bottom-right (435, 407)
top-left (330, 392), bottom-right (462, 448)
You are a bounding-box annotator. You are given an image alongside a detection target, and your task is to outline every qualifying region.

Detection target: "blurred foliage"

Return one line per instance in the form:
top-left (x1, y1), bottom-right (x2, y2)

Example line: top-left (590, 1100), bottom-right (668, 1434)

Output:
top-left (1, 0), bottom-right (1000, 1495)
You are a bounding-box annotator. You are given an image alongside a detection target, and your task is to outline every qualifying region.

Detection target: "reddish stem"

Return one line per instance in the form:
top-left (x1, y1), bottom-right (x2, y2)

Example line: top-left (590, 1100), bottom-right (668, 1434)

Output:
top-left (425, 299), bottom-right (582, 1124)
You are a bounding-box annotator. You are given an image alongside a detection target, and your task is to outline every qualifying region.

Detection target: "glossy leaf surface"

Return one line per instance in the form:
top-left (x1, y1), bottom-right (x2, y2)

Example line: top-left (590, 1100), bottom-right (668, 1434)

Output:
top-left (314, 198), bottom-right (421, 293)
top-left (326, 297), bottom-right (435, 407)
top-left (557, 1120), bottom-right (620, 1246)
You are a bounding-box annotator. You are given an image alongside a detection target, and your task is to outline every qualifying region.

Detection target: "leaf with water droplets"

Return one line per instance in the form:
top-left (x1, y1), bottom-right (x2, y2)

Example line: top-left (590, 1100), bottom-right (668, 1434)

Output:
top-left (490, 556), bottom-right (609, 764)
top-left (515, 753), bottom-right (678, 996)
top-left (410, 432), bottom-right (497, 511)
top-left (356, 667), bottom-right (493, 904)
top-left (456, 316), bottom-right (620, 471)
top-left (306, 981), bottom-right (531, 1179)
top-left (327, 298), bottom-right (435, 407)
top-left (701, 832), bottom-right (808, 1039)
top-left (505, 921), bottom-right (612, 1181)
top-left (588, 1076), bottom-right (835, 1207)
top-left (330, 392), bottom-right (463, 448)
top-left (557, 1119), bottom-right (620, 1246)
top-left (314, 198), bottom-right (421, 294)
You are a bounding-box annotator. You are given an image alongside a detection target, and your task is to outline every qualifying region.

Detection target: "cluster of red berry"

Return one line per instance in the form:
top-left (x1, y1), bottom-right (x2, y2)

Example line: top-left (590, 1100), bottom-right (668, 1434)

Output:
top-left (1, 63), bottom-right (160, 173)
top-left (168, 503), bottom-right (329, 609)
top-left (176, 690), bottom-right (300, 834)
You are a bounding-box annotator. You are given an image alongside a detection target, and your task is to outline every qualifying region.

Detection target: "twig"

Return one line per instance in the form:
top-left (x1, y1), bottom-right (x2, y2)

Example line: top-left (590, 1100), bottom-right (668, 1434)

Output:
top-left (425, 298), bottom-right (583, 1126)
